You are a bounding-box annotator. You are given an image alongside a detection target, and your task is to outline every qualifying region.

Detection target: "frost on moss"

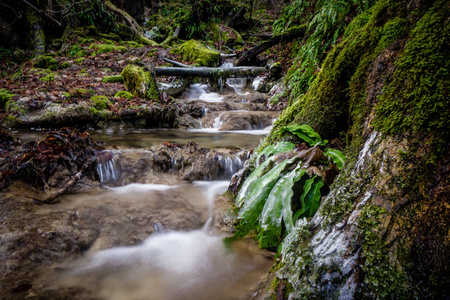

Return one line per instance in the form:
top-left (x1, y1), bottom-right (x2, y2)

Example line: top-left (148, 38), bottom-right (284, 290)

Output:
top-left (120, 65), bottom-right (159, 101)
top-left (170, 39), bottom-right (220, 67)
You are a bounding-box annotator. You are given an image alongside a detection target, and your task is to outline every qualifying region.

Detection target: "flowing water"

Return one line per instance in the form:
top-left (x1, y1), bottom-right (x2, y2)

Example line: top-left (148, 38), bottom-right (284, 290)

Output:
top-left (36, 77), bottom-right (275, 299)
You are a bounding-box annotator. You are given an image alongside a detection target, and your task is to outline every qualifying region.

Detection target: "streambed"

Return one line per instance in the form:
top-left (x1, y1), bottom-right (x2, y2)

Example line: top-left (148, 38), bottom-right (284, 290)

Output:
top-left (1, 79), bottom-right (277, 299)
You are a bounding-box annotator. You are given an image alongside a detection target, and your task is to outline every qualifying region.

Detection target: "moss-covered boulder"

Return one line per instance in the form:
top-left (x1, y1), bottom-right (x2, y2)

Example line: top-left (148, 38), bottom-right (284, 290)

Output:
top-left (33, 56), bottom-right (58, 70)
top-left (120, 65), bottom-right (159, 101)
top-left (170, 40), bottom-right (220, 67)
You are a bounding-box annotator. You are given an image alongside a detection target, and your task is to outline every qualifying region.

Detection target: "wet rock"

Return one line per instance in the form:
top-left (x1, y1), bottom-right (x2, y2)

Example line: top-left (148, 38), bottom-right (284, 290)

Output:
top-left (200, 111), bottom-right (277, 131)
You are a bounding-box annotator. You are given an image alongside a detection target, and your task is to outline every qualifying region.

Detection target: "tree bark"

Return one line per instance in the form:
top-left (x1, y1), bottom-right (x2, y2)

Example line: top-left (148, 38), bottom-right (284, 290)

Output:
top-left (154, 66), bottom-right (267, 78)
top-left (237, 25), bottom-right (307, 66)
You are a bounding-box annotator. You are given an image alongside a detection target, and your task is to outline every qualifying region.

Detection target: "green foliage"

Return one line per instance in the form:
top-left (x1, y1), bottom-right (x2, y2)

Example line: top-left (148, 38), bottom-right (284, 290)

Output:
top-left (59, 0), bottom-right (117, 31)
top-left (235, 125), bottom-right (346, 249)
top-left (281, 124), bottom-right (327, 146)
top-left (293, 175), bottom-right (324, 219)
top-left (280, 0), bottom-right (376, 104)
top-left (323, 148), bottom-right (347, 169)
top-left (255, 141), bottom-right (295, 162)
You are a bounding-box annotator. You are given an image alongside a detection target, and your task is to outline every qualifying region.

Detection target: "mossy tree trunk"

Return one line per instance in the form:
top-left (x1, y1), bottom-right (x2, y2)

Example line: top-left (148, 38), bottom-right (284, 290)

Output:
top-left (27, 8), bottom-right (45, 58)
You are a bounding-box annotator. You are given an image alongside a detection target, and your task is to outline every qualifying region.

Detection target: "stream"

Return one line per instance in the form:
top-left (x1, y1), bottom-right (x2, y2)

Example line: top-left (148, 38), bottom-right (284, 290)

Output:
top-left (19, 76), bottom-right (276, 299)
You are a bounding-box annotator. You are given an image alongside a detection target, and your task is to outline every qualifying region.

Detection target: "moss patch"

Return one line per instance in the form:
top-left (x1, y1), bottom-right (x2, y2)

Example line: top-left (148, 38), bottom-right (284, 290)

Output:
top-left (115, 91), bottom-right (134, 99)
top-left (90, 95), bottom-right (111, 110)
top-left (0, 89), bottom-right (14, 109)
top-left (101, 75), bottom-right (123, 83)
top-left (170, 39), bottom-right (220, 67)
top-left (88, 43), bottom-right (127, 54)
top-left (33, 56), bottom-right (58, 70)
top-left (68, 88), bottom-right (94, 98)
top-left (120, 65), bottom-right (159, 101)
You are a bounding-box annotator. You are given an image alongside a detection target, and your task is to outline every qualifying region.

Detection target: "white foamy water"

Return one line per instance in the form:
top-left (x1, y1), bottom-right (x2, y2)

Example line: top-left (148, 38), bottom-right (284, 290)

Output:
top-left (56, 229), bottom-right (270, 300)
top-left (188, 83), bottom-right (224, 102)
top-left (50, 180), bottom-right (271, 300)
top-left (107, 183), bottom-right (179, 194)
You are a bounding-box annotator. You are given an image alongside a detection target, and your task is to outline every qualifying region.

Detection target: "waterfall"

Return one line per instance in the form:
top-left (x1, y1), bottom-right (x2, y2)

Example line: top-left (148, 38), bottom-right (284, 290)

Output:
top-left (220, 62), bottom-right (250, 95)
top-left (187, 83), bottom-right (224, 102)
top-left (96, 151), bottom-right (119, 185)
top-left (215, 151), bottom-right (249, 179)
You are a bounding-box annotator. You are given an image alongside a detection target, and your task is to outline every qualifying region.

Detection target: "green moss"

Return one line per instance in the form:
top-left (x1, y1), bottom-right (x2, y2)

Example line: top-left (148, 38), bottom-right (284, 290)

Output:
top-left (5, 100), bottom-right (27, 115)
top-left (146, 48), bottom-right (159, 57)
top-left (119, 40), bottom-right (144, 48)
top-left (68, 88), bottom-right (94, 98)
top-left (357, 205), bottom-right (408, 298)
top-left (120, 65), bottom-right (159, 101)
top-left (79, 38), bottom-right (95, 44)
top-left (33, 55), bottom-right (58, 70)
top-left (0, 89), bottom-right (14, 109)
top-left (170, 39), bottom-right (220, 67)
top-left (74, 57), bottom-right (84, 64)
top-left (60, 61), bottom-right (71, 69)
top-left (88, 43), bottom-right (127, 54)
top-left (115, 91), bottom-right (134, 99)
top-left (101, 75), bottom-right (124, 83)
top-left (99, 38), bottom-right (115, 45)
top-left (211, 24), bottom-right (243, 47)
top-left (90, 95), bottom-right (111, 110)
top-left (98, 32), bottom-right (120, 41)
top-left (373, 0), bottom-right (449, 158)
top-left (40, 72), bottom-right (55, 81)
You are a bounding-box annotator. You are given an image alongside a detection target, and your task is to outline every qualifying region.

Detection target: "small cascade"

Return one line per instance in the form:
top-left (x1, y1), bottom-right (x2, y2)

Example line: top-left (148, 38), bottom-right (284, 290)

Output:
top-left (220, 62), bottom-right (250, 95)
top-left (96, 151), bottom-right (119, 185)
top-left (187, 83), bottom-right (224, 102)
top-left (215, 151), bottom-right (249, 179)
top-left (212, 112), bottom-right (226, 129)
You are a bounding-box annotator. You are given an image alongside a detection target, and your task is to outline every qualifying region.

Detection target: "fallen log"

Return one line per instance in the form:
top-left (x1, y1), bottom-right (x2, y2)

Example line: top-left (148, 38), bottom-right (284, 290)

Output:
top-left (154, 66), bottom-right (267, 78)
top-left (237, 25), bottom-right (307, 66)
top-left (162, 57), bottom-right (191, 68)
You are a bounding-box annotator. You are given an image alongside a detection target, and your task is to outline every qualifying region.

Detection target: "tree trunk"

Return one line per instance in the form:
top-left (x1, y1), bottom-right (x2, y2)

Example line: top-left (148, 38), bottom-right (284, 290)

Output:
top-left (27, 8), bottom-right (46, 58)
top-left (105, 1), bottom-right (157, 46)
top-left (237, 25), bottom-right (307, 66)
top-left (154, 66), bottom-right (267, 77)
